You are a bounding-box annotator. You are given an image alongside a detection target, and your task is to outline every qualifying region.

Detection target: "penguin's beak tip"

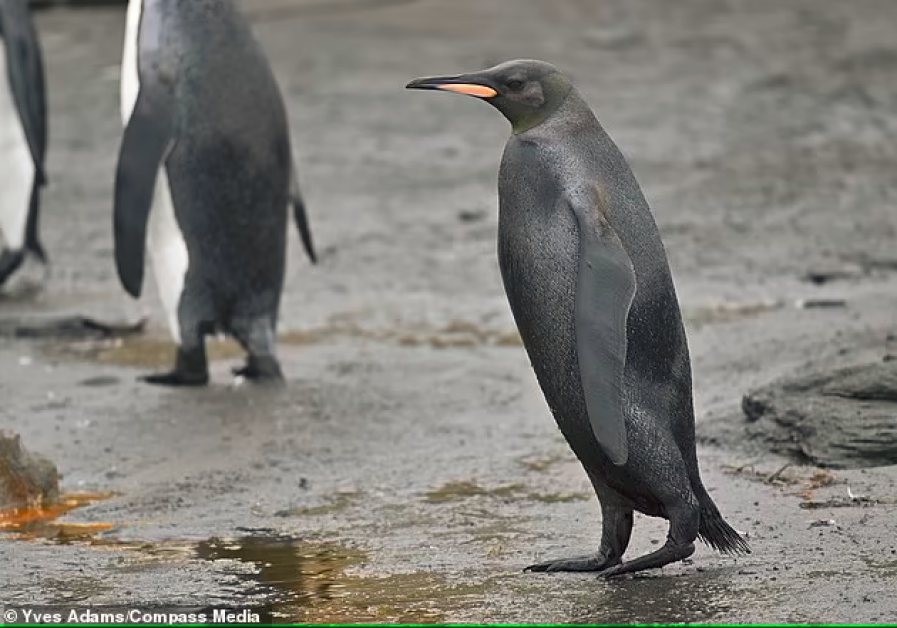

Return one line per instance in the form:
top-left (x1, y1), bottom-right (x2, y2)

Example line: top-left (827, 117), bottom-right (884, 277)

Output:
top-left (406, 77), bottom-right (448, 91)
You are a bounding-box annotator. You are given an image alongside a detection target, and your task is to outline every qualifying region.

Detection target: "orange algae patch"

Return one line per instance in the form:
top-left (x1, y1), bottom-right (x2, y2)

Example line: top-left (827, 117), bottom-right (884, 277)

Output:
top-left (0, 491), bottom-right (116, 540)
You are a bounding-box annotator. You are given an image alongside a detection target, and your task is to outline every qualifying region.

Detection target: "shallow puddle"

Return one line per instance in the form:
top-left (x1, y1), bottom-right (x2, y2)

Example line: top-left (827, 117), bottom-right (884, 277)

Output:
top-left (4, 504), bottom-right (490, 624)
top-left (1, 488), bottom-right (760, 623)
top-left (149, 534), bottom-right (489, 623)
top-left (192, 534), bottom-right (368, 620)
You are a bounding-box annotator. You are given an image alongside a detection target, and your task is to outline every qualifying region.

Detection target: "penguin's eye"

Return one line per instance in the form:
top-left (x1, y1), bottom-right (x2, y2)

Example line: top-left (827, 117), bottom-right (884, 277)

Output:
top-left (506, 79), bottom-right (525, 92)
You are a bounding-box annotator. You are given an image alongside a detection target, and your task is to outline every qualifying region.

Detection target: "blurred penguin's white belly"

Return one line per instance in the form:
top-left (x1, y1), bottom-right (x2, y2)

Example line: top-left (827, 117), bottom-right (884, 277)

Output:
top-left (146, 174), bottom-right (187, 344)
top-left (121, 0), bottom-right (188, 344)
top-left (0, 43), bottom-right (36, 251)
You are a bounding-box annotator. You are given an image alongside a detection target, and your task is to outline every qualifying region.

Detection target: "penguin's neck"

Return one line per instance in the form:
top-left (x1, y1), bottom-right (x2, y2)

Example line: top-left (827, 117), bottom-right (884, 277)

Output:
top-left (510, 80), bottom-right (574, 135)
top-left (515, 88), bottom-right (596, 140)
top-left (120, 0), bottom-right (144, 123)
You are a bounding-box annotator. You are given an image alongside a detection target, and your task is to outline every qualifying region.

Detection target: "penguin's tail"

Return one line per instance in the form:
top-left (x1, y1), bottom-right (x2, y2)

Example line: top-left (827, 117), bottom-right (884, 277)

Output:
top-left (697, 500), bottom-right (751, 556)
top-left (289, 167), bottom-right (317, 264)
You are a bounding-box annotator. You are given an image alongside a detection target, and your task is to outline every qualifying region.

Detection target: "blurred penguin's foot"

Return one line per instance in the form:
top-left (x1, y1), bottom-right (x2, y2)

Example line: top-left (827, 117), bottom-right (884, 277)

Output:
top-left (596, 541), bottom-right (695, 579)
top-left (233, 355), bottom-right (284, 384)
top-left (141, 346), bottom-right (209, 386)
top-left (525, 553), bottom-right (619, 573)
top-left (0, 249), bottom-right (28, 290)
top-left (141, 370), bottom-right (209, 387)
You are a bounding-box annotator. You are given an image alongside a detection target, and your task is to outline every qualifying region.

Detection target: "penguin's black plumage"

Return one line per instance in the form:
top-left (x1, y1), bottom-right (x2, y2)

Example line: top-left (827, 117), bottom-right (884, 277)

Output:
top-left (115, 0), bottom-right (316, 386)
top-left (0, 0), bottom-right (48, 287)
top-left (407, 59), bottom-right (749, 578)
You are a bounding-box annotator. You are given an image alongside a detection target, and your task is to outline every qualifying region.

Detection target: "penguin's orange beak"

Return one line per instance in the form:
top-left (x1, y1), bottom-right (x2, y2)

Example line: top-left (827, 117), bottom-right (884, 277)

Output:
top-left (432, 83), bottom-right (498, 97)
top-left (406, 75), bottom-right (497, 98)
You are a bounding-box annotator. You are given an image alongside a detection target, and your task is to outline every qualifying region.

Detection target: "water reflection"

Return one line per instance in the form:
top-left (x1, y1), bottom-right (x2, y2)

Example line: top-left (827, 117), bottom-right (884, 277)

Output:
top-left (194, 534), bottom-right (360, 611)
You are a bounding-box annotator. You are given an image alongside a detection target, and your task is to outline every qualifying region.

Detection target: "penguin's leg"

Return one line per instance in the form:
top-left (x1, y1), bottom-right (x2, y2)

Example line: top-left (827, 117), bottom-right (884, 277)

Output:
top-left (596, 500), bottom-right (699, 579)
top-left (525, 503), bottom-right (634, 573)
top-left (142, 337), bottom-right (209, 386)
top-left (142, 334), bottom-right (209, 386)
top-left (25, 183), bottom-right (47, 265)
top-left (229, 315), bottom-right (284, 383)
top-left (141, 343), bottom-right (209, 386)
top-left (142, 304), bottom-right (210, 386)
top-left (0, 248), bottom-right (26, 287)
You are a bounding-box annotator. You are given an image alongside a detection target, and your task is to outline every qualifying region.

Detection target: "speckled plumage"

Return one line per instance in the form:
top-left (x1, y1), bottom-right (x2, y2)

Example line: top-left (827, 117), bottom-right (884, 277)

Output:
top-left (115, 0), bottom-right (315, 385)
top-left (408, 59), bottom-right (749, 578)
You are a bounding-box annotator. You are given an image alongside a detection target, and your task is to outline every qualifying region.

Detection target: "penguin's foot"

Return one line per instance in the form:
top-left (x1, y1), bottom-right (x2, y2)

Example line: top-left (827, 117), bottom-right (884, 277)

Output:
top-left (140, 370), bottom-right (209, 387)
top-left (524, 554), bottom-right (619, 573)
top-left (595, 541), bottom-right (696, 579)
top-left (141, 346), bottom-right (209, 386)
top-left (0, 249), bottom-right (26, 288)
top-left (232, 355), bottom-right (284, 383)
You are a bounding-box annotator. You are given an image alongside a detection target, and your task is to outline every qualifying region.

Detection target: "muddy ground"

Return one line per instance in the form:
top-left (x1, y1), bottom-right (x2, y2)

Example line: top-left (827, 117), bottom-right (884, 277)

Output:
top-left (2, 0), bottom-right (897, 624)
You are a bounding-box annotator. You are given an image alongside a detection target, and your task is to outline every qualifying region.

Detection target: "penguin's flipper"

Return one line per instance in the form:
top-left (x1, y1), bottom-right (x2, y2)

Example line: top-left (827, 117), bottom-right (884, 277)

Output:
top-left (113, 89), bottom-right (176, 298)
top-left (568, 189), bottom-right (637, 466)
top-left (0, 0), bottom-right (47, 185)
top-left (289, 167), bottom-right (317, 264)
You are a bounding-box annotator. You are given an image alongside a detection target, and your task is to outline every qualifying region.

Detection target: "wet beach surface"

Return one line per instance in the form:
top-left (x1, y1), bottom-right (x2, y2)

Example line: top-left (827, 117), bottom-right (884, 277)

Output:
top-left (2, 0), bottom-right (897, 623)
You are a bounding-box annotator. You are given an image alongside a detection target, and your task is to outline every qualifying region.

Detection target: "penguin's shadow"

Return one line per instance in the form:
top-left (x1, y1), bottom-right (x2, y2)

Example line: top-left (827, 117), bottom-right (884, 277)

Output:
top-left (0, 278), bottom-right (44, 303)
top-left (0, 312), bottom-right (146, 341)
top-left (567, 568), bottom-right (748, 624)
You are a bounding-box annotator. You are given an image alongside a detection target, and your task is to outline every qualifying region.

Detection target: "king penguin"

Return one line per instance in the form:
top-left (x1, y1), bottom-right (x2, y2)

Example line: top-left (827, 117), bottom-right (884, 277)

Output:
top-left (116, 0), bottom-right (316, 386)
top-left (0, 0), bottom-right (48, 287)
top-left (407, 60), bottom-right (749, 578)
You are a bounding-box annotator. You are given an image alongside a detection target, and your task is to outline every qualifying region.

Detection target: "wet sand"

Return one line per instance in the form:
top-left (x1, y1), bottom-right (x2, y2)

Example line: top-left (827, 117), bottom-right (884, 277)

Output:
top-left (2, 0), bottom-right (896, 623)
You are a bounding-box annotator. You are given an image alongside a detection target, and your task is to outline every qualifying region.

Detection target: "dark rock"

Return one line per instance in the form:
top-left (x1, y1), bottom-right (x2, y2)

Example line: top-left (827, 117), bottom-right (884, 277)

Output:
top-left (457, 209), bottom-right (486, 223)
top-left (801, 266), bottom-right (863, 285)
top-left (795, 298), bottom-right (848, 309)
top-left (0, 431), bottom-right (60, 509)
top-left (742, 362), bottom-right (897, 469)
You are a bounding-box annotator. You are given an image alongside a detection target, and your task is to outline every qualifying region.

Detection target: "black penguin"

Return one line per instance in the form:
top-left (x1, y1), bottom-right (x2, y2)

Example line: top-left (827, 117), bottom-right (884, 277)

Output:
top-left (0, 0), bottom-right (48, 287)
top-left (407, 59), bottom-right (749, 578)
top-left (115, 0), bottom-right (316, 386)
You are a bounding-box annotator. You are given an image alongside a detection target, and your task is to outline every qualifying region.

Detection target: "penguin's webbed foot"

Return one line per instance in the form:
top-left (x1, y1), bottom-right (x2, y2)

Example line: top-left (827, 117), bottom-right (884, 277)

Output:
top-left (595, 541), bottom-right (696, 579)
top-left (524, 554), bottom-right (619, 573)
top-left (232, 355), bottom-right (284, 384)
top-left (141, 346), bottom-right (209, 386)
top-left (140, 370), bottom-right (209, 387)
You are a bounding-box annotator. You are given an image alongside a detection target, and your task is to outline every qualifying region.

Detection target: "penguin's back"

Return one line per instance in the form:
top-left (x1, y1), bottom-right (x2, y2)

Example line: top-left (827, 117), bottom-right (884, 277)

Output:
top-left (142, 0), bottom-right (292, 306)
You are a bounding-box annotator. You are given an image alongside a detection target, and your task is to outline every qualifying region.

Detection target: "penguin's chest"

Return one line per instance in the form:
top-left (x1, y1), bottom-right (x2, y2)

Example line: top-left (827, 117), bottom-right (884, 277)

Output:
top-left (0, 41), bottom-right (37, 251)
top-left (497, 156), bottom-right (578, 350)
top-left (498, 200), bottom-right (578, 328)
top-left (498, 176), bottom-right (583, 400)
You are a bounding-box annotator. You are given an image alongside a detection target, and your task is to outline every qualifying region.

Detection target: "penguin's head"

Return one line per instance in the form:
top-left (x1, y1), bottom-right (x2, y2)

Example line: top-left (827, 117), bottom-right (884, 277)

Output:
top-left (406, 59), bottom-right (574, 134)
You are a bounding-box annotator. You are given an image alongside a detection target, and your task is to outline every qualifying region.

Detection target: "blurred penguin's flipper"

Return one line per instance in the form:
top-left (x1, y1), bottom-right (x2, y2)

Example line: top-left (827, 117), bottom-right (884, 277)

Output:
top-left (0, 0), bottom-right (48, 185)
top-left (568, 187), bottom-right (637, 466)
top-left (290, 167), bottom-right (317, 264)
top-left (113, 88), bottom-right (176, 298)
